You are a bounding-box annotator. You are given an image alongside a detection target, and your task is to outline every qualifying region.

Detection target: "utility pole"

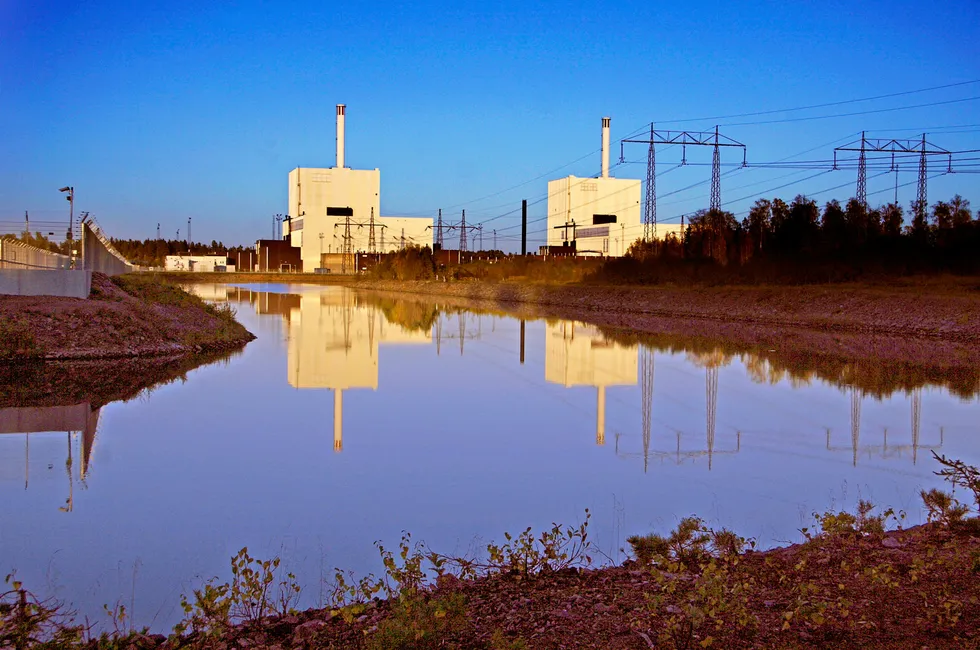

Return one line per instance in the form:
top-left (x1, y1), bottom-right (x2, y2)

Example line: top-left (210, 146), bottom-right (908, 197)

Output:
top-left (645, 124), bottom-right (657, 240)
top-left (368, 207), bottom-right (376, 253)
top-left (341, 216), bottom-right (353, 274)
top-left (833, 134), bottom-right (951, 220)
top-left (436, 209), bottom-right (444, 250)
top-left (400, 228), bottom-right (406, 251)
top-left (521, 199), bottom-right (527, 256)
top-left (187, 217), bottom-right (192, 245)
top-left (24, 211), bottom-right (28, 239)
top-left (621, 127), bottom-right (745, 231)
top-left (478, 224), bottom-right (483, 251)
top-left (157, 223), bottom-right (161, 239)
top-left (710, 126), bottom-right (721, 212)
top-left (856, 131), bottom-right (868, 208)
top-left (916, 133), bottom-right (928, 224)
top-left (459, 209), bottom-right (468, 252)
top-left (493, 229), bottom-right (497, 251)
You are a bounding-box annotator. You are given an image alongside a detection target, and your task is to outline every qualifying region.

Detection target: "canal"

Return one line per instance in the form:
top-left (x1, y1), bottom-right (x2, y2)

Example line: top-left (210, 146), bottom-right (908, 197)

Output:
top-left (1, 283), bottom-right (977, 631)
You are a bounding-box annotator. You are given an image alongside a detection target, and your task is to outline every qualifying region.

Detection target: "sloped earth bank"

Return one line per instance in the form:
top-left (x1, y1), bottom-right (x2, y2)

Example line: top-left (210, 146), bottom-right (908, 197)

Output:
top-left (353, 280), bottom-right (980, 370)
top-left (0, 273), bottom-right (254, 360)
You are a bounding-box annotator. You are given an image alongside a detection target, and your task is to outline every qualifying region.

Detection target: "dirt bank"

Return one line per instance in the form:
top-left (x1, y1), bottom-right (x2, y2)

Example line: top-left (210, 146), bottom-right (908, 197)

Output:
top-left (0, 273), bottom-right (255, 361)
top-left (353, 280), bottom-right (980, 373)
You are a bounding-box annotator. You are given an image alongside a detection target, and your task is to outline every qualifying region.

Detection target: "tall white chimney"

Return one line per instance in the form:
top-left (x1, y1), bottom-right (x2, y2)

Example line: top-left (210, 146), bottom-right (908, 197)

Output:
top-left (336, 104), bottom-right (346, 169)
top-left (601, 116), bottom-right (611, 178)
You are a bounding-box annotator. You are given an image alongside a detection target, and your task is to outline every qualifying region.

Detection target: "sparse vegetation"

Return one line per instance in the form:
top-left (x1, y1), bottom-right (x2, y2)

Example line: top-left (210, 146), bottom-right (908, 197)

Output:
top-left (2, 460), bottom-right (980, 648)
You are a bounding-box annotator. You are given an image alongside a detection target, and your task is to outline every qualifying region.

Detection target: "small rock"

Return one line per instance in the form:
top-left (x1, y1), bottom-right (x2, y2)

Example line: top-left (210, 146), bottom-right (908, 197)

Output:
top-left (882, 537), bottom-right (904, 549)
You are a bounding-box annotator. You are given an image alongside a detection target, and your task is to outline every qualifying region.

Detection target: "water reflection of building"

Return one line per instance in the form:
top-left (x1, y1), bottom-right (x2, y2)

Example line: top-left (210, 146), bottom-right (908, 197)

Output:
top-left (0, 404), bottom-right (100, 511)
top-left (285, 290), bottom-right (430, 451)
top-left (545, 322), bottom-right (638, 445)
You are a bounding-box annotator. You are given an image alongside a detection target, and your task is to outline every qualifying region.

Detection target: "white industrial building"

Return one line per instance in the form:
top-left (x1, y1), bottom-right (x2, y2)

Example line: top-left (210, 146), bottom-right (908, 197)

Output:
top-left (285, 105), bottom-right (432, 272)
top-left (547, 117), bottom-right (642, 257)
top-left (164, 255), bottom-right (234, 272)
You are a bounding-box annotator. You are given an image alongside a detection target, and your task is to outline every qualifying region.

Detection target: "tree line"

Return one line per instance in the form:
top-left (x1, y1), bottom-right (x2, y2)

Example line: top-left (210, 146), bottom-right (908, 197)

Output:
top-left (610, 195), bottom-right (978, 282)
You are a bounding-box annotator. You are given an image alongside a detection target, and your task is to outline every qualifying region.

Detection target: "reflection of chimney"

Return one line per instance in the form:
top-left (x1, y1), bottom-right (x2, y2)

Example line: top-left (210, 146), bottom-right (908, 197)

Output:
top-left (333, 389), bottom-right (343, 452)
top-left (336, 104), bottom-right (346, 169)
top-left (601, 117), bottom-right (611, 178)
top-left (596, 385), bottom-right (606, 445)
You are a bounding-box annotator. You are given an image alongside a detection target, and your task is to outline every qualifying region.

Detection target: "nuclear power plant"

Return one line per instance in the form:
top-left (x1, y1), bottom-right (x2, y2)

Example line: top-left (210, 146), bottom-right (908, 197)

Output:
top-left (277, 106), bottom-right (651, 271)
top-left (546, 117), bottom-right (642, 257)
top-left (283, 105), bottom-right (433, 272)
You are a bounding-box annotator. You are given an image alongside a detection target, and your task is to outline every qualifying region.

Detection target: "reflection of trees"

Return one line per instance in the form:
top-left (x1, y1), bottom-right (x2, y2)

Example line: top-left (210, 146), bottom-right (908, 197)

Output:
top-left (603, 330), bottom-right (979, 399)
top-left (355, 292), bottom-right (979, 398)
top-left (370, 297), bottom-right (440, 333)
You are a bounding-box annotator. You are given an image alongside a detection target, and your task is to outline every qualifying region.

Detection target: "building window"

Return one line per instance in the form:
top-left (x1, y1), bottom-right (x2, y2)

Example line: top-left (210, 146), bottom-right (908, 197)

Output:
top-left (593, 214), bottom-right (617, 225)
top-left (603, 238), bottom-right (609, 253)
top-left (312, 173), bottom-right (330, 182)
top-left (327, 206), bottom-right (354, 217)
top-left (580, 182), bottom-right (597, 192)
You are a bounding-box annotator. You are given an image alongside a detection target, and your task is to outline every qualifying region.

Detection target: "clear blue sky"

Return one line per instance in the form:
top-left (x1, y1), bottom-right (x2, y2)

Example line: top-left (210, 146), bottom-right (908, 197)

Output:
top-left (2, 0), bottom-right (978, 249)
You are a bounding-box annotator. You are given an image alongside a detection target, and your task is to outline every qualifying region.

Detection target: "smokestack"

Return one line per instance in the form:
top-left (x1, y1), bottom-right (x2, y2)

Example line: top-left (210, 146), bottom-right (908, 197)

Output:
top-left (336, 104), bottom-right (346, 168)
top-left (601, 116), bottom-right (611, 178)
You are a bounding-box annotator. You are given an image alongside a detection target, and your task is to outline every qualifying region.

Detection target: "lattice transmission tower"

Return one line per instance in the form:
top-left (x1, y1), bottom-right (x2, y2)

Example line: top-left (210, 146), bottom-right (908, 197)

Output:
top-left (368, 207), bottom-right (376, 253)
top-left (834, 133), bottom-right (951, 217)
top-left (621, 126), bottom-right (746, 241)
top-left (459, 210), bottom-right (468, 252)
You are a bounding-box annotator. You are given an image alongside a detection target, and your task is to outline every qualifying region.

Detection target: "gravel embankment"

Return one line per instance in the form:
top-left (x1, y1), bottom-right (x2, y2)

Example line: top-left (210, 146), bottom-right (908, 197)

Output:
top-left (0, 272), bottom-right (255, 361)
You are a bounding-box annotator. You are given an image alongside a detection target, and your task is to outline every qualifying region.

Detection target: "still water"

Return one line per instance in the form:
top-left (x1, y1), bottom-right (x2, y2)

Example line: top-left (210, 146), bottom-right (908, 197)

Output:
top-left (2, 284), bottom-right (978, 631)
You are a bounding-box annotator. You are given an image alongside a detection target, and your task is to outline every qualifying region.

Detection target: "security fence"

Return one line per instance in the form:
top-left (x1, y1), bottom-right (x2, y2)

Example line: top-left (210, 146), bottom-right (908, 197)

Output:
top-left (0, 237), bottom-right (72, 270)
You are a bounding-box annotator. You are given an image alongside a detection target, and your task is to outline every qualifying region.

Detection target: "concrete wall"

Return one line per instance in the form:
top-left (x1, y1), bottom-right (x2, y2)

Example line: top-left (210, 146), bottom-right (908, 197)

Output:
top-left (0, 269), bottom-right (91, 298)
top-left (82, 222), bottom-right (134, 276)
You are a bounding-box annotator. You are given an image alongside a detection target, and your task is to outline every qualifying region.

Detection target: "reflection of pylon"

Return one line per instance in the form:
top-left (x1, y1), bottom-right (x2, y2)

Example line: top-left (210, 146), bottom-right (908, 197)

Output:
top-left (706, 365), bottom-right (718, 469)
top-left (342, 293), bottom-right (353, 353)
top-left (458, 311), bottom-right (466, 356)
top-left (851, 387), bottom-right (862, 467)
top-left (435, 315), bottom-right (442, 356)
top-left (911, 387), bottom-right (922, 464)
top-left (368, 307), bottom-right (376, 356)
top-left (640, 347), bottom-right (654, 472)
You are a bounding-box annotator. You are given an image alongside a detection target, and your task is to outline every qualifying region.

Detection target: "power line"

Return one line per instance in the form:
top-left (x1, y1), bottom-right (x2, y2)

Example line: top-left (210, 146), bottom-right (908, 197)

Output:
top-left (656, 79), bottom-right (980, 125)
top-left (721, 96), bottom-right (980, 127)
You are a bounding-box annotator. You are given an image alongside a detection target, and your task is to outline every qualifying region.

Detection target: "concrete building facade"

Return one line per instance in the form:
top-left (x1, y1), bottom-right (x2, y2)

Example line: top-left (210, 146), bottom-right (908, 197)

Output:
top-left (547, 117), bottom-right (642, 257)
top-left (285, 105), bottom-right (432, 272)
